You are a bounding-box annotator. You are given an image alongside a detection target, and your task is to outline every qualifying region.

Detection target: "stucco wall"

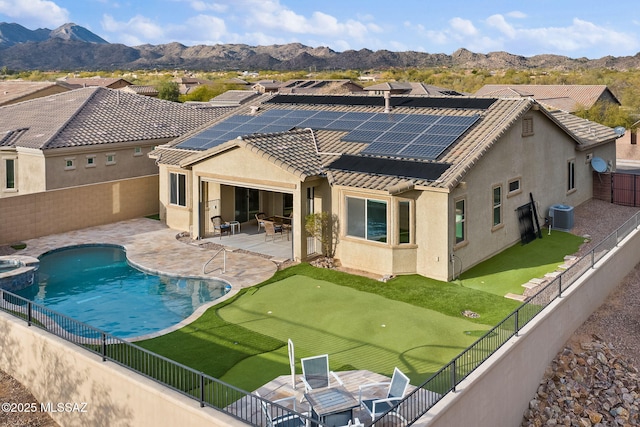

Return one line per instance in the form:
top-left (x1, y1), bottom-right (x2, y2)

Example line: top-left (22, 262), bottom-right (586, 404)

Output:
top-left (417, 224), bottom-right (640, 427)
top-left (0, 176), bottom-right (159, 245)
top-left (451, 111), bottom-right (615, 274)
top-left (0, 312), bottom-right (246, 427)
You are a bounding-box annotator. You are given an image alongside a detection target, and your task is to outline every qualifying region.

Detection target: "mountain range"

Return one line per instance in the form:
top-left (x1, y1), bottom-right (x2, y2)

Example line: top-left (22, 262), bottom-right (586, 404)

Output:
top-left (2, 22), bottom-right (640, 72)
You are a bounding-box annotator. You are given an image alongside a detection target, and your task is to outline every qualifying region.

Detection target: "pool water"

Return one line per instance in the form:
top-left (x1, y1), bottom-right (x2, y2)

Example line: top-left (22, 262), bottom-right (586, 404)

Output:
top-left (0, 260), bottom-right (20, 273)
top-left (15, 245), bottom-right (230, 338)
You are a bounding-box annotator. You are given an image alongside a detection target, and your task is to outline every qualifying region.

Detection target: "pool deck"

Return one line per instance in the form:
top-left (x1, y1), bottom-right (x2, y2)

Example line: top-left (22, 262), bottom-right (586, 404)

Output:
top-left (13, 218), bottom-right (281, 339)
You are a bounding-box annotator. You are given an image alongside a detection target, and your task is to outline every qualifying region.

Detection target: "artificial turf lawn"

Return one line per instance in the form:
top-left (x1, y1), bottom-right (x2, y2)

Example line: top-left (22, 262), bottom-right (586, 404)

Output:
top-left (137, 231), bottom-right (582, 392)
top-left (457, 231), bottom-right (585, 296)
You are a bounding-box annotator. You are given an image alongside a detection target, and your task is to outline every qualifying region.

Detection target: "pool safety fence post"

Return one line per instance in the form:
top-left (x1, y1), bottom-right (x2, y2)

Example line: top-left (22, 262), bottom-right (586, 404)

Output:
top-left (200, 373), bottom-right (205, 407)
top-left (27, 301), bottom-right (32, 326)
top-left (451, 359), bottom-right (456, 392)
top-left (514, 309), bottom-right (519, 337)
top-left (558, 274), bottom-right (563, 298)
top-left (102, 333), bottom-right (107, 361)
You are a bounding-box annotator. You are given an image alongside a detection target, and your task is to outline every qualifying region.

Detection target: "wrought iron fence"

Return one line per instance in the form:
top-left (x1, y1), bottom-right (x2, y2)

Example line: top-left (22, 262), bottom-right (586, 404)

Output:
top-left (372, 211), bottom-right (640, 426)
top-left (0, 289), bottom-right (320, 427)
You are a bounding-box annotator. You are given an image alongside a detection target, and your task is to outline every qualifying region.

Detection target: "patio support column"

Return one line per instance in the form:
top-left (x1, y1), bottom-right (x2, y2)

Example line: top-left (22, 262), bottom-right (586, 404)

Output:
top-left (293, 186), bottom-right (305, 261)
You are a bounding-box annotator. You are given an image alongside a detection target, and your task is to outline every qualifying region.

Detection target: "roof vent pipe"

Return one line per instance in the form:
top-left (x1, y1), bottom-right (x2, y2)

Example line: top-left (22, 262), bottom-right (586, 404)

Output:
top-left (249, 105), bottom-right (260, 115)
top-left (383, 91), bottom-right (391, 113)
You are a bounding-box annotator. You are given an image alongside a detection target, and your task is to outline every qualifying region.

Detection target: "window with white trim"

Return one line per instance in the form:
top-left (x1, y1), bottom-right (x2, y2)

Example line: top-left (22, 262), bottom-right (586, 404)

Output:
top-left (346, 196), bottom-right (387, 242)
top-left (105, 153), bottom-right (116, 165)
top-left (455, 199), bottom-right (466, 244)
top-left (492, 185), bottom-right (502, 227)
top-left (567, 159), bottom-right (576, 192)
top-left (86, 155), bottom-right (96, 168)
top-left (134, 147), bottom-right (143, 156)
top-left (5, 158), bottom-right (15, 189)
top-left (508, 178), bottom-right (521, 196)
top-left (170, 172), bottom-right (186, 207)
top-left (64, 157), bottom-right (76, 170)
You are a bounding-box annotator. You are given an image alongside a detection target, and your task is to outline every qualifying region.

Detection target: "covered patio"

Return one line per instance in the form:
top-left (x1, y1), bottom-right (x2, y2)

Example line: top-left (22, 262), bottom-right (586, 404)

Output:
top-left (198, 218), bottom-right (301, 261)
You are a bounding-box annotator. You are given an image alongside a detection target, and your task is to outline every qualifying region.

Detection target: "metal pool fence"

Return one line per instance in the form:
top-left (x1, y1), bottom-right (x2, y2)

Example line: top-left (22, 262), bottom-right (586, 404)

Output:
top-left (1, 212), bottom-right (638, 426)
top-left (0, 289), bottom-right (320, 426)
top-left (371, 211), bottom-right (640, 426)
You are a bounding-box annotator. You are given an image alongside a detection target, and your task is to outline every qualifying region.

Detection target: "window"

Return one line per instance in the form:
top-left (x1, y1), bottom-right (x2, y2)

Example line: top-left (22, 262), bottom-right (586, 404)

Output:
top-left (134, 147), bottom-right (143, 156)
top-left (492, 186), bottom-right (502, 227)
top-left (64, 157), bottom-right (76, 170)
top-left (170, 172), bottom-right (186, 207)
top-left (105, 153), bottom-right (116, 165)
top-left (508, 178), bottom-right (521, 196)
top-left (5, 159), bottom-right (15, 189)
top-left (86, 155), bottom-right (96, 168)
top-left (398, 200), bottom-right (410, 244)
top-left (346, 196), bottom-right (387, 242)
top-left (455, 199), bottom-right (465, 244)
top-left (567, 159), bottom-right (576, 192)
top-left (522, 117), bottom-right (534, 136)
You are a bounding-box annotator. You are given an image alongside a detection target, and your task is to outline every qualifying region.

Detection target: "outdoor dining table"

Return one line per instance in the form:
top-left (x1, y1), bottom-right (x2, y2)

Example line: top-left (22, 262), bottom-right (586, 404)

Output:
top-left (304, 386), bottom-right (359, 427)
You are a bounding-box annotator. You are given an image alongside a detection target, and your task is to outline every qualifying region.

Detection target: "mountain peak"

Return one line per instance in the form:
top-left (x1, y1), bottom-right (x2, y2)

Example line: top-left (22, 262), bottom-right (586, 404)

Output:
top-left (0, 22), bottom-right (108, 47)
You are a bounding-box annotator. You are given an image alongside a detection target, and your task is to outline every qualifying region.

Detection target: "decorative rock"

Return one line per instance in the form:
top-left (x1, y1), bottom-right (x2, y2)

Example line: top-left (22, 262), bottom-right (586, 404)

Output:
top-left (521, 340), bottom-right (640, 426)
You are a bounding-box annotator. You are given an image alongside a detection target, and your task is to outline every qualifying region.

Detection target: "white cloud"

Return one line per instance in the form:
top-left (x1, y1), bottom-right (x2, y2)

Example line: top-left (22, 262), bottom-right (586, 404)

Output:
top-left (101, 14), bottom-right (166, 45)
top-left (182, 14), bottom-right (227, 43)
top-left (506, 11), bottom-right (527, 19)
top-left (189, 1), bottom-right (228, 13)
top-left (486, 14), bottom-right (517, 39)
top-left (0, 0), bottom-right (69, 28)
top-left (449, 17), bottom-right (478, 36)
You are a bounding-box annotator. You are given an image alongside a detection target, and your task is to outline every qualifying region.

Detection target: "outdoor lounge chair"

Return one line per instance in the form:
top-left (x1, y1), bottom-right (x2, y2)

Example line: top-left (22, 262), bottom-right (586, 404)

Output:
top-left (210, 215), bottom-right (231, 239)
top-left (263, 220), bottom-right (289, 241)
top-left (300, 354), bottom-right (343, 393)
top-left (255, 392), bottom-right (308, 427)
top-left (359, 367), bottom-right (410, 420)
top-left (255, 212), bottom-right (267, 233)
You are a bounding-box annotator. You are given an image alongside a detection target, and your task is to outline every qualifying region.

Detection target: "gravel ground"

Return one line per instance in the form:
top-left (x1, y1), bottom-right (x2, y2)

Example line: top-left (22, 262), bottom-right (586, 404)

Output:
top-left (1, 199), bottom-right (639, 426)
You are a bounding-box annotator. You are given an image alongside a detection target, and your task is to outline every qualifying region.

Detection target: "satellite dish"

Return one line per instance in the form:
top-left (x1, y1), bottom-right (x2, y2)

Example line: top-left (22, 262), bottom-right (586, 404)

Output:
top-left (614, 126), bottom-right (626, 136)
top-left (591, 157), bottom-right (607, 173)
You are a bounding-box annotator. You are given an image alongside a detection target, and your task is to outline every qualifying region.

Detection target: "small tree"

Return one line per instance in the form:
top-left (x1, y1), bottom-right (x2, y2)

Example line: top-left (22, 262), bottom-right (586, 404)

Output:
top-left (305, 212), bottom-right (339, 258)
top-left (157, 81), bottom-right (180, 102)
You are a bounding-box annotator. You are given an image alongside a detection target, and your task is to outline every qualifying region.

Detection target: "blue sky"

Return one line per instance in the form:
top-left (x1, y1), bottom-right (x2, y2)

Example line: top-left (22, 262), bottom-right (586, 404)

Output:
top-left (1, 0), bottom-right (639, 59)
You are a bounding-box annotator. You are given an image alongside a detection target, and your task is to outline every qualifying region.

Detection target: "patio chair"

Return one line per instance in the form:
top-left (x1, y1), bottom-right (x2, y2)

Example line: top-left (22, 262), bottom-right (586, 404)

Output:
top-left (359, 367), bottom-right (410, 420)
top-left (300, 354), bottom-right (343, 393)
top-left (210, 215), bottom-right (231, 239)
top-left (255, 212), bottom-right (267, 233)
top-left (255, 392), bottom-right (308, 427)
top-left (264, 220), bottom-right (289, 241)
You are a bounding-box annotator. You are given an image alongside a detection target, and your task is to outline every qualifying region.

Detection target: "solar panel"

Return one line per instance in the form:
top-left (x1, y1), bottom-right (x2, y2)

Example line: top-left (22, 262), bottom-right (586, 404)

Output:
top-left (327, 155), bottom-right (451, 181)
top-left (426, 124), bottom-right (469, 136)
top-left (326, 120), bottom-right (361, 132)
top-left (411, 134), bottom-right (459, 146)
top-left (389, 122), bottom-right (432, 133)
top-left (223, 115), bottom-right (255, 124)
top-left (340, 112), bottom-right (376, 121)
top-left (265, 95), bottom-right (497, 110)
top-left (272, 117), bottom-right (305, 127)
top-left (311, 111), bottom-right (346, 120)
top-left (400, 144), bottom-right (449, 159)
top-left (282, 110), bottom-right (317, 118)
top-left (374, 132), bottom-right (419, 143)
top-left (343, 129), bottom-right (383, 143)
top-left (356, 121), bottom-right (396, 131)
top-left (399, 115), bottom-right (440, 124)
top-left (297, 118), bottom-right (335, 129)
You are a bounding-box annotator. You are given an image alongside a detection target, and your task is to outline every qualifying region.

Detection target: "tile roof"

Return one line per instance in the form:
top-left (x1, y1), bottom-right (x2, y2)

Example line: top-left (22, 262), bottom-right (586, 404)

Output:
top-left (0, 87), bottom-right (235, 150)
top-left (0, 81), bottom-right (72, 106)
top-left (209, 90), bottom-right (261, 105)
top-left (58, 77), bottom-right (132, 88)
top-left (120, 85), bottom-right (159, 96)
top-left (364, 82), bottom-right (464, 96)
top-left (473, 85), bottom-right (620, 112)
top-left (155, 93), bottom-right (617, 192)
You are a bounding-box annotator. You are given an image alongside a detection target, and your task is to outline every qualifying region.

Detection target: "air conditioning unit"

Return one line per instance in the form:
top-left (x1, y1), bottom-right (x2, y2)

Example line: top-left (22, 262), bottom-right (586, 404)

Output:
top-left (548, 204), bottom-right (574, 231)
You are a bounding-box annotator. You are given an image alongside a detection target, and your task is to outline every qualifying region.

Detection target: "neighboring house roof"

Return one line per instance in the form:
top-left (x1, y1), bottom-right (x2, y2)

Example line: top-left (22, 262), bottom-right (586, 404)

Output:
top-left (58, 77), bottom-right (133, 89)
top-left (364, 82), bottom-right (464, 96)
top-left (0, 87), bottom-right (235, 151)
top-left (209, 90), bottom-right (261, 106)
top-left (473, 84), bottom-right (621, 112)
top-left (154, 93), bottom-right (617, 192)
top-left (0, 81), bottom-right (72, 106)
top-left (119, 85), bottom-right (159, 97)
top-left (277, 79), bottom-right (364, 94)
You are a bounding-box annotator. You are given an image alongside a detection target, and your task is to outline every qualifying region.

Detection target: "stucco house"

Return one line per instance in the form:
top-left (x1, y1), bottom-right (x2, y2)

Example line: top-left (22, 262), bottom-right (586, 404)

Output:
top-left (474, 84), bottom-right (620, 113)
top-left (0, 87), bottom-right (235, 198)
top-left (150, 93), bottom-right (617, 281)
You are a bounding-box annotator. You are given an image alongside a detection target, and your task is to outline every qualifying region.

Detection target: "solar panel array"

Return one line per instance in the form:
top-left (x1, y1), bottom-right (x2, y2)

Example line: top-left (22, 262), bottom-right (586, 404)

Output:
top-left (177, 108), bottom-right (479, 160)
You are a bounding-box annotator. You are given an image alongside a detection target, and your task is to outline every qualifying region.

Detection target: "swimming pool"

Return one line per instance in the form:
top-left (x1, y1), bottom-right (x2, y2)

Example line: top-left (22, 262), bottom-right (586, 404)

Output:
top-left (15, 245), bottom-right (230, 338)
